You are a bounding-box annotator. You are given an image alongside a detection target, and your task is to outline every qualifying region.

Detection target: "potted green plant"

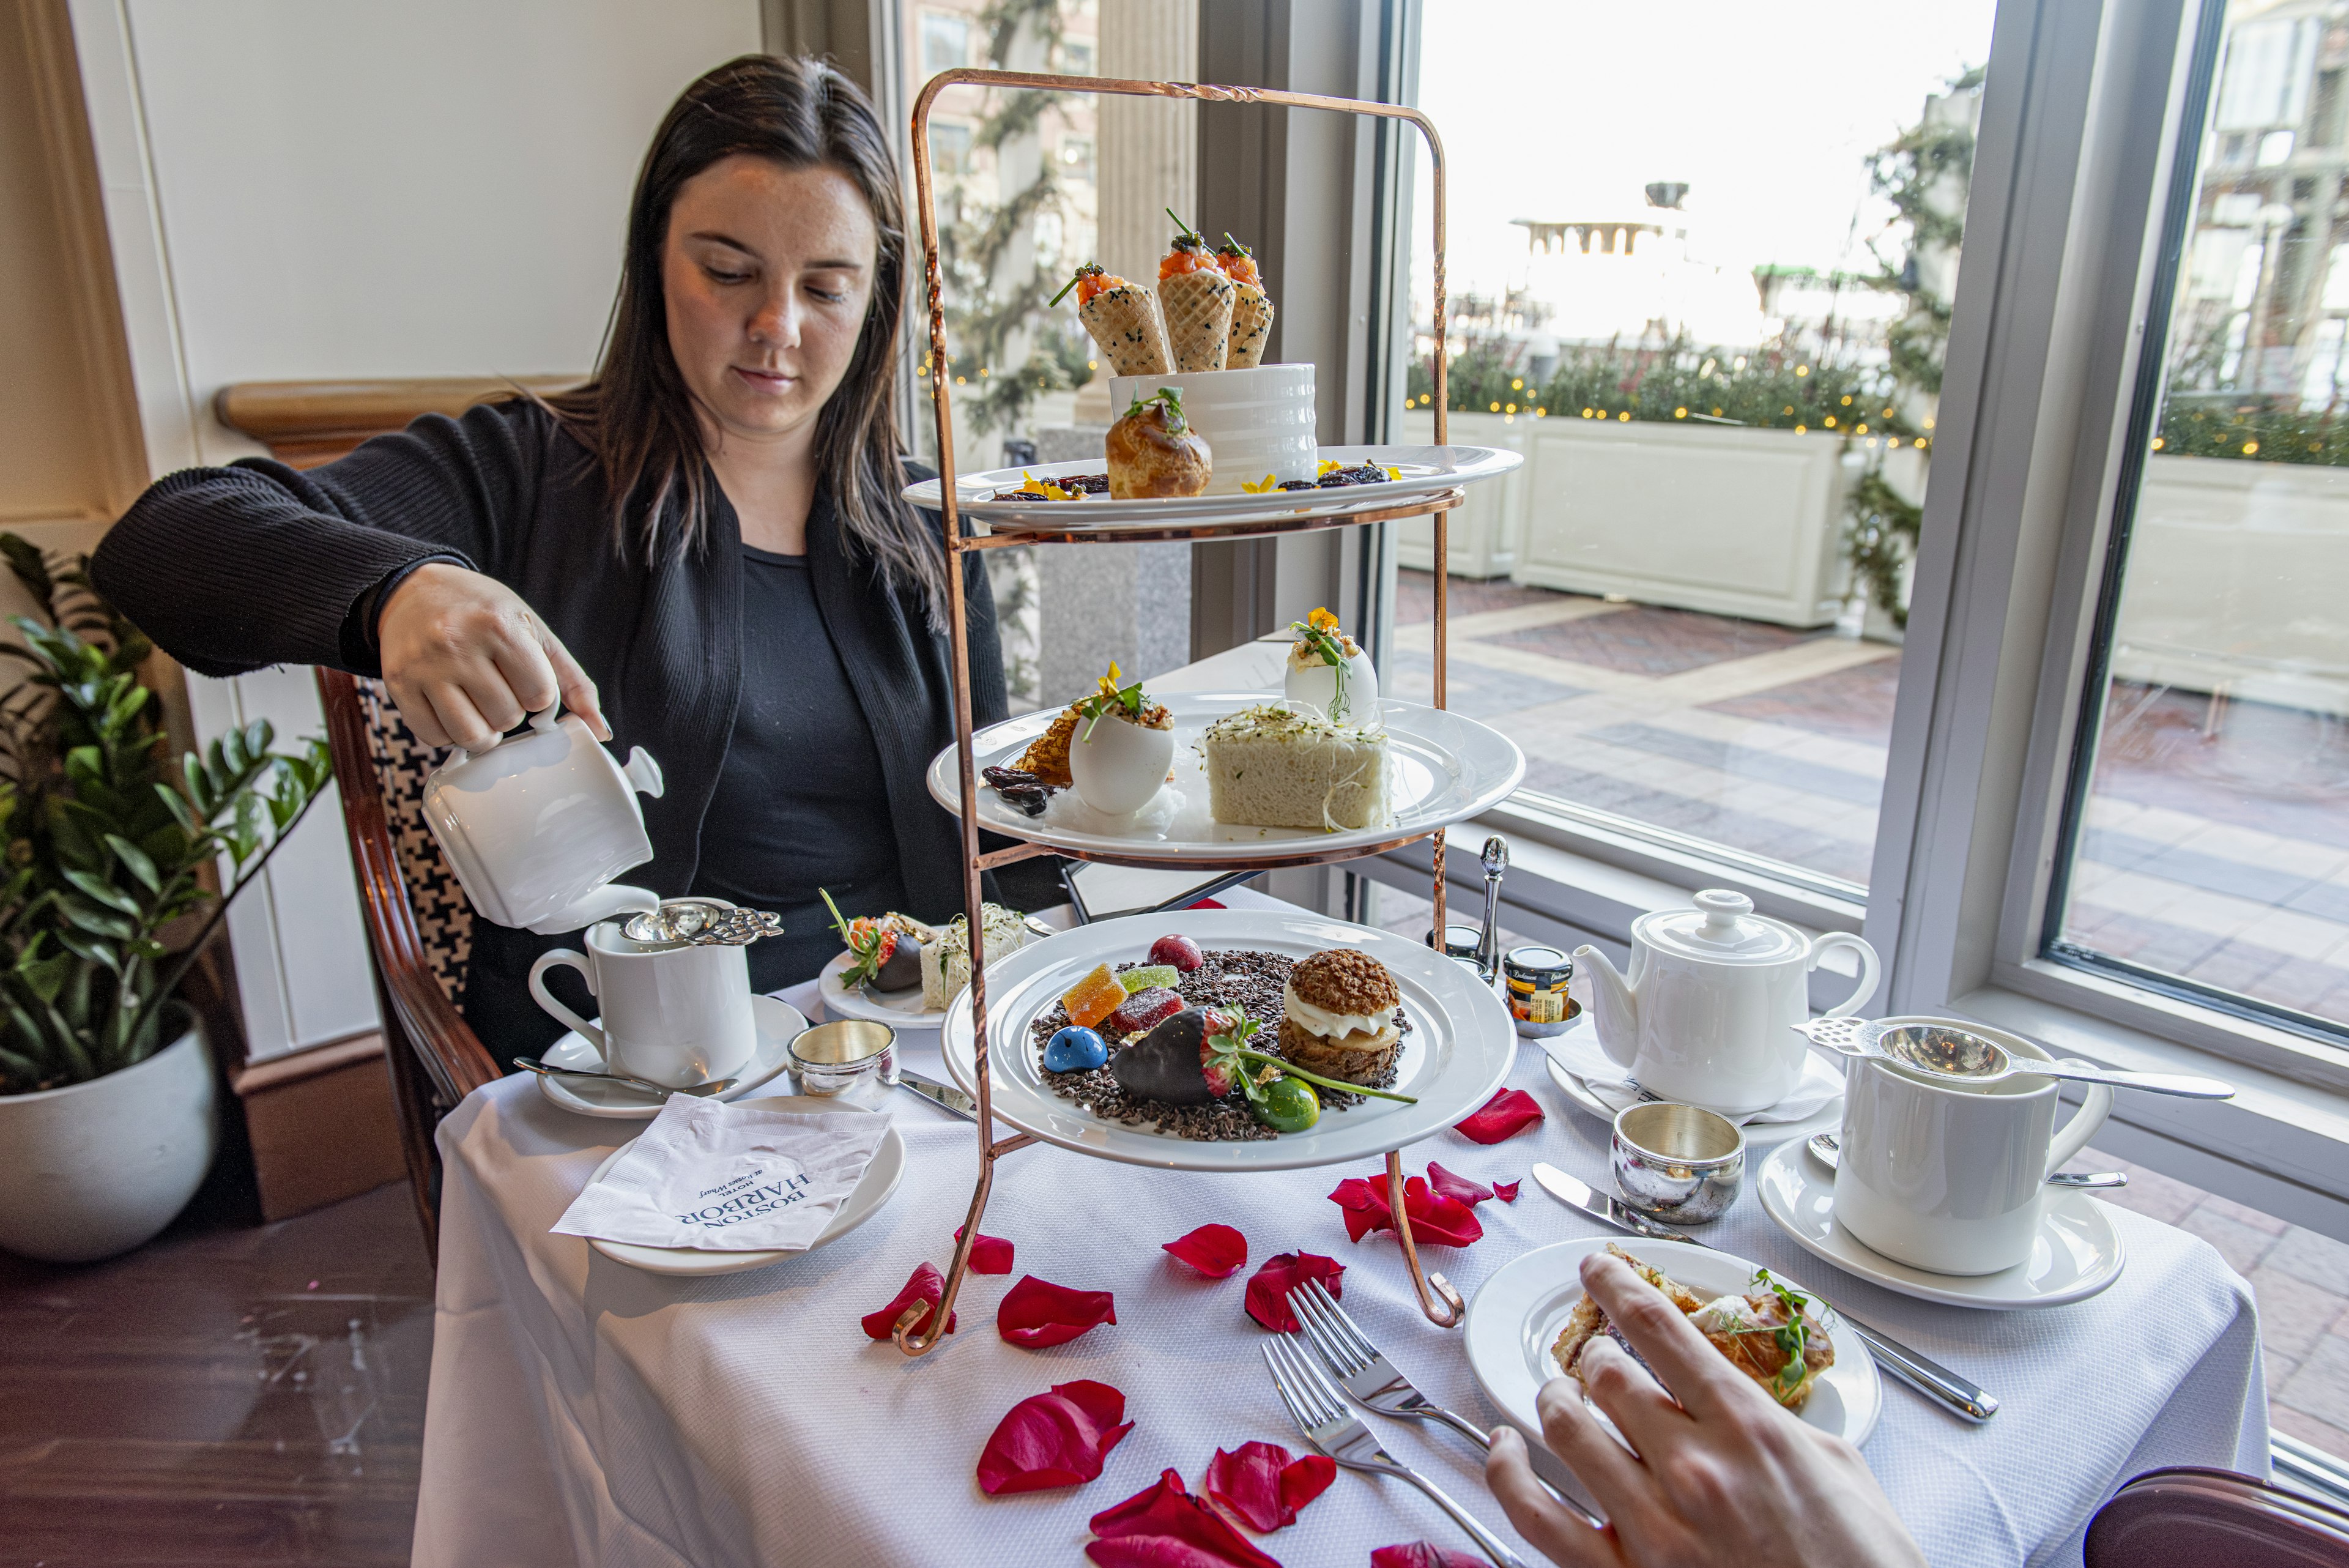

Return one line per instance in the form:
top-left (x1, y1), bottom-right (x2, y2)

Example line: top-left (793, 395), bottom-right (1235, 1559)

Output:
top-left (0, 536), bottom-right (330, 1263)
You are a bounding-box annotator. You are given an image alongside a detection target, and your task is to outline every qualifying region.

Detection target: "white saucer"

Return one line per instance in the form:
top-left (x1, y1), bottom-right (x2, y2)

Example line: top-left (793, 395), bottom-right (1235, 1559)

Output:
top-left (533, 994), bottom-right (809, 1120)
top-left (1754, 1139), bottom-right (2126, 1309)
top-left (578, 1094), bottom-right (905, 1276)
top-left (1540, 1025), bottom-right (1842, 1146)
top-left (818, 949), bottom-right (947, 1030)
top-left (1465, 1236), bottom-right (1880, 1450)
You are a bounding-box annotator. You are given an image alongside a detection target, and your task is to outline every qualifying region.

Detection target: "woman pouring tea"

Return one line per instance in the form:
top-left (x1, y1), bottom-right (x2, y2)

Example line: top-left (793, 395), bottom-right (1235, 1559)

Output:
top-left (92, 56), bottom-right (1023, 1051)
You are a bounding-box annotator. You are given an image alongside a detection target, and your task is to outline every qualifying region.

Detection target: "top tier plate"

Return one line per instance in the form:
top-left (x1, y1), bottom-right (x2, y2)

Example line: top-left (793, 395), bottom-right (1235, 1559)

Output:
top-left (903, 443), bottom-right (1521, 533)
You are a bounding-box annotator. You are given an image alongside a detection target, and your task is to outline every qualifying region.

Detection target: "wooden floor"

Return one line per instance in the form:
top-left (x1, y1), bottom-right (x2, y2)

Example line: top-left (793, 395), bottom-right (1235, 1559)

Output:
top-left (0, 1160), bottom-right (432, 1567)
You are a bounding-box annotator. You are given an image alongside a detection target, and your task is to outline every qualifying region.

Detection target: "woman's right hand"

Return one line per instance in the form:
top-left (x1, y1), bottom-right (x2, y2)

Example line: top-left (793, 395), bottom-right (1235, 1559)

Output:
top-left (376, 562), bottom-right (609, 750)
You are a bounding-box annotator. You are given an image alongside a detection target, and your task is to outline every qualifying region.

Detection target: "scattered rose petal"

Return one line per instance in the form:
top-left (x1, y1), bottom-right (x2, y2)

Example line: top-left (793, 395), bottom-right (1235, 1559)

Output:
top-left (998, 1274), bottom-right (1118, 1347)
top-left (1205, 1441), bottom-right (1337, 1532)
top-left (861, 1262), bottom-right (956, 1340)
top-left (1088, 1468), bottom-right (1280, 1568)
top-left (1164, 1223), bottom-right (1249, 1278)
top-left (1244, 1251), bottom-right (1345, 1332)
top-left (1425, 1162), bottom-right (1493, 1206)
top-left (954, 1225), bottom-right (1015, 1274)
top-left (1327, 1169), bottom-right (1485, 1249)
top-left (1456, 1087), bottom-right (1545, 1145)
top-left (1187, 897), bottom-right (1227, 910)
top-left (1371, 1545), bottom-right (1482, 1568)
top-left (976, 1379), bottom-right (1134, 1494)
top-left (1494, 1179), bottom-right (1521, 1203)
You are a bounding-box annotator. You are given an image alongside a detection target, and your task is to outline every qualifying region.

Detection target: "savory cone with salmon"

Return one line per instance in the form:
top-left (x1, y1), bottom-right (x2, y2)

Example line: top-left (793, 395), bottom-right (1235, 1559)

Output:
top-left (1158, 210), bottom-right (1236, 373)
top-left (1217, 233), bottom-right (1275, 370)
top-left (1056, 262), bottom-right (1173, 377)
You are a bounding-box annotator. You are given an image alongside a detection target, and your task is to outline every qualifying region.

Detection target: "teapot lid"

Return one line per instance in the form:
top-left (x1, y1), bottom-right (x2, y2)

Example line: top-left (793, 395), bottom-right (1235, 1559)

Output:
top-left (1635, 890), bottom-right (1805, 965)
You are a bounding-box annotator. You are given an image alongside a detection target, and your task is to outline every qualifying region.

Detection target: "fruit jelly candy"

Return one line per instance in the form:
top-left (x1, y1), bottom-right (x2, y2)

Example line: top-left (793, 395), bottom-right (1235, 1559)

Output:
top-left (1107, 986), bottom-right (1185, 1036)
top-left (1061, 964), bottom-right (1129, 1028)
top-left (1118, 964), bottom-right (1179, 993)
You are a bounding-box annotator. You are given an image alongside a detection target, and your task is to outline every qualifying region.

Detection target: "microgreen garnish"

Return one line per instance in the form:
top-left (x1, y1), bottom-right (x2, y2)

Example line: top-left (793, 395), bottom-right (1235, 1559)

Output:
top-left (1122, 385), bottom-right (1189, 436)
top-left (1751, 1268), bottom-right (1814, 1399)
top-left (820, 886), bottom-right (895, 989)
top-left (1288, 606), bottom-right (1356, 713)
top-left (1167, 207), bottom-right (1206, 249)
top-left (1204, 1013), bottom-right (1418, 1106)
top-left (1074, 661), bottom-right (1149, 742)
top-left (1218, 231), bottom-right (1253, 261)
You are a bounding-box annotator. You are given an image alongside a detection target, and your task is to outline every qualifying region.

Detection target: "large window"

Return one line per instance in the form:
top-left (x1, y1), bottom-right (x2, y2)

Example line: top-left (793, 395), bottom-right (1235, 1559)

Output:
top-left (2047, 0), bottom-right (2349, 1042)
top-left (1397, 3), bottom-right (1996, 894)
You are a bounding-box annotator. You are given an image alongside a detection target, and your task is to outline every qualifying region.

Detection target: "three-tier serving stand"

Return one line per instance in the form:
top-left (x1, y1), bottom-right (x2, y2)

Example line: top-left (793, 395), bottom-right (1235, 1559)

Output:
top-left (894, 68), bottom-right (1477, 1356)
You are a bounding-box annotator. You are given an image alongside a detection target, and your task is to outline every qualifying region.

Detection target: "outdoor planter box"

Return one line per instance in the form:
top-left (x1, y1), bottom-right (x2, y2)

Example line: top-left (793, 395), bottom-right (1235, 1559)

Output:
top-left (1396, 409), bottom-right (1853, 628)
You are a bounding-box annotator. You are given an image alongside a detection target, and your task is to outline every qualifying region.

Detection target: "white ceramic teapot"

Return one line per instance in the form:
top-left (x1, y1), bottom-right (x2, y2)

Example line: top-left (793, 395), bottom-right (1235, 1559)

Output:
top-left (419, 705), bottom-right (667, 935)
top-left (1573, 890), bottom-right (1880, 1116)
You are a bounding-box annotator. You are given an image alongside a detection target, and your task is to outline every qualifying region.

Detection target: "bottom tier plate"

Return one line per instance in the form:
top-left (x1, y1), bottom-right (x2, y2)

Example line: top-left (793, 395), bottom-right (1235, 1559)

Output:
top-left (939, 908), bottom-right (1517, 1172)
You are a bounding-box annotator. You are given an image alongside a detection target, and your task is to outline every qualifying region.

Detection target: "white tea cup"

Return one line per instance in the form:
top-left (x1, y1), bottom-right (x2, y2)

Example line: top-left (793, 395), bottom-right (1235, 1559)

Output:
top-left (527, 914), bottom-right (756, 1088)
top-left (1831, 1015), bottom-right (2113, 1276)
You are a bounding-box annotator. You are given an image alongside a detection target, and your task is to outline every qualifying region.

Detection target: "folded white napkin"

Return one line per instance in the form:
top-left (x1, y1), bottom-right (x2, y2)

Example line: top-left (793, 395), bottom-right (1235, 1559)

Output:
top-left (1542, 1021), bottom-right (1844, 1126)
top-left (552, 1096), bottom-right (889, 1252)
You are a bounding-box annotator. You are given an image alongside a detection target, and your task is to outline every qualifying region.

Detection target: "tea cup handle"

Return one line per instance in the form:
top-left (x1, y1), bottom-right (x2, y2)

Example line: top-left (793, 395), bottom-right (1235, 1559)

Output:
top-left (1808, 932), bottom-right (1882, 1017)
top-left (528, 947), bottom-right (605, 1060)
top-left (2046, 1065), bottom-right (2114, 1177)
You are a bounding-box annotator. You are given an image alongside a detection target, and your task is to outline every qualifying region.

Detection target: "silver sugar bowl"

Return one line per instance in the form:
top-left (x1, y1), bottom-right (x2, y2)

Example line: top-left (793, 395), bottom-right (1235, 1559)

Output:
top-left (1612, 1101), bottom-right (1745, 1225)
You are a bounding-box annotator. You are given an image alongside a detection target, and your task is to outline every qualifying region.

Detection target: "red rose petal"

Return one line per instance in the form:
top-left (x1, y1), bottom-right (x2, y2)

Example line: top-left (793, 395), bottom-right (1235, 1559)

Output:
top-left (1278, 1452), bottom-right (1335, 1515)
top-left (1455, 1087), bottom-right (1545, 1145)
top-left (998, 1274), bottom-right (1118, 1347)
top-left (1163, 1223), bottom-right (1250, 1278)
top-left (954, 1225), bottom-right (1016, 1275)
top-left (1494, 1178), bottom-right (1521, 1203)
top-left (1088, 1469), bottom-right (1280, 1568)
top-left (1326, 1169), bottom-right (1484, 1249)
top-left (860, 1262), bottom-right (956, 1340)
top-left (1204, 1441), bottom-right (1337, 1533)
top-left (1244, 1251), bottom-right (1344, 1332)
top-left (1425, 1162), bottom-right (1493, 1206)
top-left (976, 1379), bottom-right (1134, 1495)
top-left (1371, 1545), bottom-right (1482, 1568)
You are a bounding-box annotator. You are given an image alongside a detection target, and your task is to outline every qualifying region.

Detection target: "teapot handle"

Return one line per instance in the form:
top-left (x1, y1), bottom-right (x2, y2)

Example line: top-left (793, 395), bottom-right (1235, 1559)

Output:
top-left (1808, 932), bottom-right (1882, 1018)
top-left (450, 702), bottom-right (563, 767)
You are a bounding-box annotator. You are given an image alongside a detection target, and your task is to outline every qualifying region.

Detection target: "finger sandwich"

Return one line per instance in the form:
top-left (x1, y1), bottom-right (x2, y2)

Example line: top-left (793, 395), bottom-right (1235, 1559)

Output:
top-left (1201, 704), bottom-right (1389, 831)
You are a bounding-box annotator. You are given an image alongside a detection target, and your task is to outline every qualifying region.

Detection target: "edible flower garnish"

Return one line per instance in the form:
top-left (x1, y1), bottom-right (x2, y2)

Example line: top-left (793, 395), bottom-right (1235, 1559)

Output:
top-left (1317, 458), bottom-right (1343, 475)
top-left (1074, 660), bottom-right (1164, 741)
top-left (1241, 474), bottom-right (1280, 494)
top-left (821, 886), bottom-right (895, 989)
top-left (1012, 470), bottom-right (1081, 500)
top-left (1288, 606), bottom-right (1357, 712)
top-left (1203, 1013), bottom-right (1416, 1108)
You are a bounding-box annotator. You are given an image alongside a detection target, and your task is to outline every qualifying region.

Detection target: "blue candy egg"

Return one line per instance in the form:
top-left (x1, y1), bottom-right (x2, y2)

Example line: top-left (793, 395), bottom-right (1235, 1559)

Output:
top-left (1043, 1025), bottom-right (1108, 1072)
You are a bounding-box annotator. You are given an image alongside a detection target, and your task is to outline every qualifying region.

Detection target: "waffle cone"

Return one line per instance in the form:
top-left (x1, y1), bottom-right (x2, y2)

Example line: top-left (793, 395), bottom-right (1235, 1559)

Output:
top-left (1079, 285), bottom-right (1172, 376)
top-left (1159, 269), bottom-right (1236, 373)
top-left (1228, 282), bottom-right (1274, 369)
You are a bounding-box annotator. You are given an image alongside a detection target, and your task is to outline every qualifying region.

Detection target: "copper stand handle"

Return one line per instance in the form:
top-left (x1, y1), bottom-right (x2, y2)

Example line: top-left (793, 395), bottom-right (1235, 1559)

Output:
top-left (1389, 1150), bottom-right (1466, 1328)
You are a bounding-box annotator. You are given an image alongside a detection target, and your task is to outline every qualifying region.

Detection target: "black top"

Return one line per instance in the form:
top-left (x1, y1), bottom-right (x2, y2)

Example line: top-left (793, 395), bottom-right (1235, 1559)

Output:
top-left (91, 399), bottom-right (1011, 1053)
top-left (694, 544), bottom-right (907, 990)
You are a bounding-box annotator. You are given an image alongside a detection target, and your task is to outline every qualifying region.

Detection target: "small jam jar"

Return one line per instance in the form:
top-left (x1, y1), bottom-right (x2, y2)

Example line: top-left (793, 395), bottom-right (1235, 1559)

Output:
top-left (1425, 923), bottom-right (1483, 970)
top-left (1502, 945), bottom-right (1576, 1036)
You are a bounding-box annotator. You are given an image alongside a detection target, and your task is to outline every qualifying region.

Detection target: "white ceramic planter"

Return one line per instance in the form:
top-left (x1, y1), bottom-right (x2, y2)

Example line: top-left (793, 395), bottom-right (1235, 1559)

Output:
top-left (0, 1014), bottom-right (217, 1263)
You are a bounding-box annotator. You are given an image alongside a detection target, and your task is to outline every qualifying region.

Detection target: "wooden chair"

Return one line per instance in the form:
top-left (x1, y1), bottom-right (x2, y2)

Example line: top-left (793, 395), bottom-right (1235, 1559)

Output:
top-left (2088, 1467), bottom-right (2349, 1567)
top-left (315, 667), bottom-right (499, 1262)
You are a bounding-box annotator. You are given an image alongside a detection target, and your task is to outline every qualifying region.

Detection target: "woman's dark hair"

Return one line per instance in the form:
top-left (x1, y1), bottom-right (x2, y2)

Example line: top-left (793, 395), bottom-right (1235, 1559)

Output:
top-left (547, 56), bottom-right (941, 623)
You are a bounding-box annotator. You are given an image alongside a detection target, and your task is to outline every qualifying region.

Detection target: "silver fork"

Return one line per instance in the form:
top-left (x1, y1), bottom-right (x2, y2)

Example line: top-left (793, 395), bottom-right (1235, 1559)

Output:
top-left (1264, 1334), bottom-right (1532, 1568)
top-left (1289, 1278), bottom-right (1494, 1450)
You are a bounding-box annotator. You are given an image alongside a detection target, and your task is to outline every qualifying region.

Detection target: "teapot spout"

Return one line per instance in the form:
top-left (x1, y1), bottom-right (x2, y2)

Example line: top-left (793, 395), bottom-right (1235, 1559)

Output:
top-left (528, 883), bottom-right (661, 936)
top-left (1572, 946), bottom-right (1640, 1067)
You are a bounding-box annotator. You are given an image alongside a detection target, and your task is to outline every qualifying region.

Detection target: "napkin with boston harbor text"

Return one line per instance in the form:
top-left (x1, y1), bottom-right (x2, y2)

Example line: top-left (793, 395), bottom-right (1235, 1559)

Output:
top-left (552, 1095), bottom-right (890, 1251)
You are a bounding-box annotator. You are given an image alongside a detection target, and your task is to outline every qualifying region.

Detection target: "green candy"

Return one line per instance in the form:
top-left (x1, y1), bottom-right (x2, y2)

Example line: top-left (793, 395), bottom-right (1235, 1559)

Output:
top-left (1118, 964), bottom-right (1179, 992)
top-left (1253, 1075), bottom-right (1321, 1134)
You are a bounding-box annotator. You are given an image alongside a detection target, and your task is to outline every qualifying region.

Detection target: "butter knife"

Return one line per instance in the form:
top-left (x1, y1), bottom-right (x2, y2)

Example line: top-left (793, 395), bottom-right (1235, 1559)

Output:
top-left (892, 1068), bottom-right (979, 1121)
top-left (1530, 1163), bottom-right (1998, 1424)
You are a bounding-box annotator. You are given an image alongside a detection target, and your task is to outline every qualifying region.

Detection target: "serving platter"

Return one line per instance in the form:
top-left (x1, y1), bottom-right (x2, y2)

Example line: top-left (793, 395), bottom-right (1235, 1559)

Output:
top-left (938, 909), bottom-right (1516, 1172)
top-left (902, 444), bottom-right (1521, 532)
top-left (1465, 1236), bottom-right (1882, 1450)
top-left (926, 692), bottom-right (1524, 869)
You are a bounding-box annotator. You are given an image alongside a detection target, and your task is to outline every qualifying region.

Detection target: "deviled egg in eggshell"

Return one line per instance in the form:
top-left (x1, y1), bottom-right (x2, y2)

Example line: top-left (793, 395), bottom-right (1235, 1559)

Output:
top-left (1066, 662), bottom-right (1176, 816)
top-left (1284, 606), bottom-right (1379, 727)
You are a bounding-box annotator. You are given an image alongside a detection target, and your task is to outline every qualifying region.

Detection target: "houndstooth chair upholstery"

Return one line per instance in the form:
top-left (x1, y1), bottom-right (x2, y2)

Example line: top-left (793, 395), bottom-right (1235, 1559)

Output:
top-left (317, 669), bottom-right (500, 1263)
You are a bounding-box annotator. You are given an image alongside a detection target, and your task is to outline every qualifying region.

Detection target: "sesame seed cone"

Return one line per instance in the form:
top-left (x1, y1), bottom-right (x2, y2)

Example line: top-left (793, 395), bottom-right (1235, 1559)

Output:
top-left (1228, 281), bottom-right (1274, 369)
top-left (1158, 268), bottom-right (1236, 373)
top-left (1078, 283), bottom-right (1173, 376)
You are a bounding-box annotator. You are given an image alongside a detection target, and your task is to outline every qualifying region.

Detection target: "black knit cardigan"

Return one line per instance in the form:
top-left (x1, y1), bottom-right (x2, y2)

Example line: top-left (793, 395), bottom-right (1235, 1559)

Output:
top-left (91, 398), bottom-right (1007, 1049)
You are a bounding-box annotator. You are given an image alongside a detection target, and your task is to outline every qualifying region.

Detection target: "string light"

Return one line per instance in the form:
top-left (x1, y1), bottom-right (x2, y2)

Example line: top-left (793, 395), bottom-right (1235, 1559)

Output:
top-left (1674, 406), bottom-right (1687, 417)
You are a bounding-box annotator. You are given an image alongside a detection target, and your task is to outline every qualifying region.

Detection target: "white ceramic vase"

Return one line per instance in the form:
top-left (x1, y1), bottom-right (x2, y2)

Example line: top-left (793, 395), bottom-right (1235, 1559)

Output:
top-left (0, 1012), bottom-right (217, 1263)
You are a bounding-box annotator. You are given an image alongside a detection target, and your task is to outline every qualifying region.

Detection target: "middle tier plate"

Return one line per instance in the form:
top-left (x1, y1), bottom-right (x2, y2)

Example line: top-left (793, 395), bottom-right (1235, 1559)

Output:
top-left (926, 693), bottom-right (1526, 868)
top-left (939, 909), bottom-right (1519, 1172)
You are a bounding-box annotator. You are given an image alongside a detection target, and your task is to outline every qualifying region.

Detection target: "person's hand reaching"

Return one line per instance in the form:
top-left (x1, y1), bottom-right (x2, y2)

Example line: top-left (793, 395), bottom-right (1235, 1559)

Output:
top-left (376, 562), bottom-right (609, 751)
top-left (1485, 1251), bottom-right (1923, 1568)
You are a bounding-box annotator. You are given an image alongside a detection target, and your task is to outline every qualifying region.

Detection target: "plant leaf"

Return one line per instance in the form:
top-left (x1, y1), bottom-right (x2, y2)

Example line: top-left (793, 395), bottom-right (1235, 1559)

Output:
top-left (104, 833), bottom-right (161, 892)
top-left (61, 868), bottom-right (143, 916)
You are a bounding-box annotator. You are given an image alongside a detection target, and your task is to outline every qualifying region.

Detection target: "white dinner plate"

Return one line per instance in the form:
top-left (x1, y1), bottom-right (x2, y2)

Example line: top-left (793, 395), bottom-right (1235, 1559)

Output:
top-left (902, 445), bottom-right (1523, 532)
top-left (1753, 1138), bottom-right (2126, 1309)
top-left (818, 950), bottom-right (949, 1030)
top-left (577, 1094), bottom-right (905, 1276)
top-left (1466, 1236), bottom-right (1882, 1451)
top-left (1540, 1023), bottom-right (1844, 1148)
top-left (533, 995), bottom-right (809, 1121)
top-left (927, 693), bottom-right (1524, 868)
top-left (938, 908), bottom-right (1516, 1172)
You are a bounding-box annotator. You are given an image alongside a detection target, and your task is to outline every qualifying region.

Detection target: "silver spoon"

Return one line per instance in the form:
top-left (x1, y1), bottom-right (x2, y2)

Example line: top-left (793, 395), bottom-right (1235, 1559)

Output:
top-left (1807, 1132), bottom-right (2127, 1187)
top-left (1794, 1017), bottom-right (2235, 1101)
top-left (511, 1055), bottom-right (735, 1099)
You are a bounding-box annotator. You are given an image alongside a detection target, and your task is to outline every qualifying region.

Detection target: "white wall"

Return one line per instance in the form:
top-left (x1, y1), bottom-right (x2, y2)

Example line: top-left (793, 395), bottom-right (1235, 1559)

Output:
top-left (71, 0), bottom-right (763, 1060)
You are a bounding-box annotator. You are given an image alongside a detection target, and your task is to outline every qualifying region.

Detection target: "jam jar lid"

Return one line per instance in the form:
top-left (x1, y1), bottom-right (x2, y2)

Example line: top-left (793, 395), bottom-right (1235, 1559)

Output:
top-left (1502, 944), bottom-right (1573, 980)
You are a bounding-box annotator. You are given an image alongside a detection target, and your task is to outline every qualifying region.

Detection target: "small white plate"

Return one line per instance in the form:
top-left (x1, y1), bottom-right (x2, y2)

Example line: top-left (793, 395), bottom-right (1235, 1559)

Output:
top-left (818, 950), bottom-right (948, 1030)
top-left (1466, 1236), bottom-right (1881, 1451)
top-left (928, 693), bottom-right (1524, 869)
top-left (1753, 1138), bottom-right (2126, 1309)
top-left (904, 444), bottom-right (1523, 532)
top-left (533, 995), bottom-right (809, 1120)
top-left (1541, 1027), bottom-right (1844, 1147)
top-left (577, 1095), bottom-right (906, 1276)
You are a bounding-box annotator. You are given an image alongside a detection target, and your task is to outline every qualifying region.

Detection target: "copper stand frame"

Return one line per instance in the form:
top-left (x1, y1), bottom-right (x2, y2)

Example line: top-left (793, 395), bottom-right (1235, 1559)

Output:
top-left (895, 69), bottom-right (1460, 1356)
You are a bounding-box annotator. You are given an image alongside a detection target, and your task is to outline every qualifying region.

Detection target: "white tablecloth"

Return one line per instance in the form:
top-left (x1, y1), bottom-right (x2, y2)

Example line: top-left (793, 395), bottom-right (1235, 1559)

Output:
top-left (413, 910), bottom-right (2269, 1568)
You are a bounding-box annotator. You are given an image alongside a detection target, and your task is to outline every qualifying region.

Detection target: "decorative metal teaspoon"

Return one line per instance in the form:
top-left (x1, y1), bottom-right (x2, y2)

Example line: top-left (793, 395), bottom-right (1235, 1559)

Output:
top-left (623, 900), bottom-right (785, 946)
top-left (1794, 1017), bottom-right (2235, 1100)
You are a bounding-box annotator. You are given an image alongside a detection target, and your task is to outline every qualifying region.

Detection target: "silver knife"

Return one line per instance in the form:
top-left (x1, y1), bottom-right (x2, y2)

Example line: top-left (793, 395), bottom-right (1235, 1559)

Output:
top-left (891, 1069), bottom-right (979, 1121)
top-left (1530, 1163), bottom-right (1998, 1424)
